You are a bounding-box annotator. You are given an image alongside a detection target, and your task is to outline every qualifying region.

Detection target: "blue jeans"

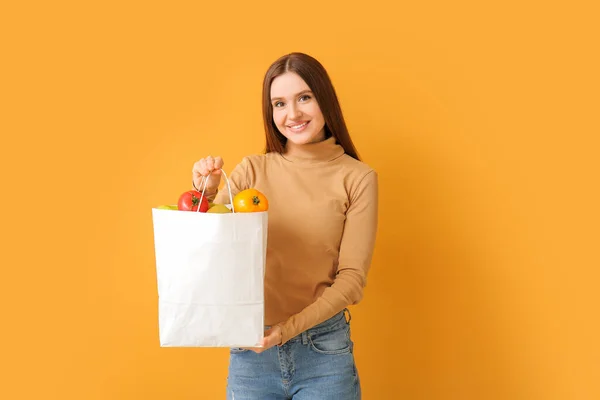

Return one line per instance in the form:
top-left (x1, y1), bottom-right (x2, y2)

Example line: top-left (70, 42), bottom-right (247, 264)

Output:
top-left (226, 309), bottom-right (361, 399)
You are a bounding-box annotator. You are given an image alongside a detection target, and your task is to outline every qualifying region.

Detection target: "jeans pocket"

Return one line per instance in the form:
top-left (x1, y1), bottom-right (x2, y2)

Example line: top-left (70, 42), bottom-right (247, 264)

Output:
top-left (308, 325), bottom-right (352, 355)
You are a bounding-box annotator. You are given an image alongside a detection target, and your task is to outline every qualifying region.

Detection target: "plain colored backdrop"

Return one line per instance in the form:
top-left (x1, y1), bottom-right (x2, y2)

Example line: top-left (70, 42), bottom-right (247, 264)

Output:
top-left (1, 1), bottom-right (599, 399)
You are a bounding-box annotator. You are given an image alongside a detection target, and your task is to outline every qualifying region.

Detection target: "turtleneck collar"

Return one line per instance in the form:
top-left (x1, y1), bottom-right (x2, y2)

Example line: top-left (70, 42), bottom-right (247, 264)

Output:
top-left (282, 136), bottom-right (345, 164)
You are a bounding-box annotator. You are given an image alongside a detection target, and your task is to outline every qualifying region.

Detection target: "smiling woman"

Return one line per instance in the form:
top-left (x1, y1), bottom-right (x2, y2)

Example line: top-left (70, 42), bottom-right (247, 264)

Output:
top-left (261, 52), bottom-right (361, 160)
top-left (191, 52), bottom-right (378, 399)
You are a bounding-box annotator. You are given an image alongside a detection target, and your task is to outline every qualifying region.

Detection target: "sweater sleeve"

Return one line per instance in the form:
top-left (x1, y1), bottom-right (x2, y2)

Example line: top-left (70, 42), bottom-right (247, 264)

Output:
top-left (277, 170), bottom-right (379, 344)
top-left (207, 157), bottom-right (249, 204)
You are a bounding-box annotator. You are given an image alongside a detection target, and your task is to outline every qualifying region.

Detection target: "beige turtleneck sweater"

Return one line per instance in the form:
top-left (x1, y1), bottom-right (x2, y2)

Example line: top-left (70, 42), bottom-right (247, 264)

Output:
top-left (210, 137), bottom-right (378, 345)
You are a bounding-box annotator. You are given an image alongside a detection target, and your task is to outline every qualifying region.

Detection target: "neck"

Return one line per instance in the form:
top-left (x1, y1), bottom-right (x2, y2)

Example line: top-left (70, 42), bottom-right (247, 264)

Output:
top-left (282, 136), bottom-right (345, 163)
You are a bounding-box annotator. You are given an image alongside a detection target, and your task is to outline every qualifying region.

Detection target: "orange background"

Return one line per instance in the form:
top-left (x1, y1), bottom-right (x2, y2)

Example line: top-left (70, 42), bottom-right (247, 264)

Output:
top-left (1, 1), bottom-right (599, 399)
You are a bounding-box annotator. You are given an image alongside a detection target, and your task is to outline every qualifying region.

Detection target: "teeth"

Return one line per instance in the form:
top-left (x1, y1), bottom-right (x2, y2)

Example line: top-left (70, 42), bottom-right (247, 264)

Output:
top-left (291, 122), bottom-right (307, 129)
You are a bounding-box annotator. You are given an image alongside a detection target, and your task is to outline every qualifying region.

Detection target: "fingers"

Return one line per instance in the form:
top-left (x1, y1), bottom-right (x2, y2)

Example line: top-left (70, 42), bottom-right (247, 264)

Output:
top-left (205, 156), bottom-right (215, 172)
top-left (246, 326), bottom-right (282, 354)
top-left (214, 156), bottom-right (224, 170)
top-left (211, 156), bottom-right (223, 176)
top-left (262, 329), bottom-right (273, 348)
top-left (238, 345), bottom-right (263, 354)
top-left (192, 160), bottom-right (206, 190)
top-left (193, 156), bottom-right (224, 176)
top-left (192, 156), bottom-right (224, 189)
top-left (206, 156), bottom-right (223, 177)
top-left (192, 159), bottom-right (206, 177)
top-left (264, 326), bottom-right (282, 348)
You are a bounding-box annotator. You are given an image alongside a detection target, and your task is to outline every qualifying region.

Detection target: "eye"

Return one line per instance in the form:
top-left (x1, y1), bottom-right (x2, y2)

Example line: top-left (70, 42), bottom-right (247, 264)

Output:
top-left (299, 95), bottom-right (311, 102)
top-left (273, 101), bottom-right (284, 108)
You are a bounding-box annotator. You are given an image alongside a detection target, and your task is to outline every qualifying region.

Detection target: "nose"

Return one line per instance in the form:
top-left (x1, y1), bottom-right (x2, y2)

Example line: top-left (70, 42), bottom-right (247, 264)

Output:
top-left (288, 102), bottom-right (302, 120)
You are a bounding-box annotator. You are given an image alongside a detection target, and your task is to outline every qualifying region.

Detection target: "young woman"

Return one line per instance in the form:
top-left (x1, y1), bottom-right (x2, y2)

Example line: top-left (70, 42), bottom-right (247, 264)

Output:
top-left (192, 52), bottom-right (378, 399)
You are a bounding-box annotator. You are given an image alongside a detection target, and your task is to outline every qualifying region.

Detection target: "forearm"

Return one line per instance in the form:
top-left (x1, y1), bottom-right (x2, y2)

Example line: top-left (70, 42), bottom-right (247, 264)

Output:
top-left (277, 270), bottom-right (364, 345)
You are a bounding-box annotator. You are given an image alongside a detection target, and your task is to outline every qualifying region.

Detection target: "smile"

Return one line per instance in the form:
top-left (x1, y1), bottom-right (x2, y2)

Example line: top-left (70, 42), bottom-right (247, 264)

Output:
top-left (287, 121), bottom-right (310, 131)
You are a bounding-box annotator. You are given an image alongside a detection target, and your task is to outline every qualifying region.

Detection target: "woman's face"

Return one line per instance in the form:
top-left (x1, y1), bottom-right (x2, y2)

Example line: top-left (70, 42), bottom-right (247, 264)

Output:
top-left (270, 72), bottom-right (326, 146)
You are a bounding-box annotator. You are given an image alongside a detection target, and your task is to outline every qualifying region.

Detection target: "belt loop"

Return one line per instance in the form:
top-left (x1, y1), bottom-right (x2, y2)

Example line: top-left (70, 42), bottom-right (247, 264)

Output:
top-left (301, 331), bottom-right (308, 345)
top-left (344, 308), bottom-right (352, 324)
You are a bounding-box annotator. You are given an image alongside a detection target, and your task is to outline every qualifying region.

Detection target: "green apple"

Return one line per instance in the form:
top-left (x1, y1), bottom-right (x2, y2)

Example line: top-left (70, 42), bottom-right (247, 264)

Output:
top-left (156, 205), bottom-right (178, 210)
top-left (207, 204), bottom-right (232, 214)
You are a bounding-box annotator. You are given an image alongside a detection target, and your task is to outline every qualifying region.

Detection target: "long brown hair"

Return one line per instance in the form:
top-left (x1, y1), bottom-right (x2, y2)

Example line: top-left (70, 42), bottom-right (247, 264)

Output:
top-left (262, 52), bottom-right (361, 160)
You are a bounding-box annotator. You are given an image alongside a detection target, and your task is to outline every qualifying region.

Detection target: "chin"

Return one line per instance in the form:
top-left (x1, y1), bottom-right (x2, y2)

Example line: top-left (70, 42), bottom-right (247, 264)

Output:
top-left (283, 130), bottom-right (324, 145)
top-left (285, 135), bottom-right (314, 145)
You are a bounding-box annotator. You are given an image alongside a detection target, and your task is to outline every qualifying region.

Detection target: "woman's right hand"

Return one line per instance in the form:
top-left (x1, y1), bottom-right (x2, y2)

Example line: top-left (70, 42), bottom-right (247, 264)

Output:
top-left (192, 156), bottom-right (224, 194)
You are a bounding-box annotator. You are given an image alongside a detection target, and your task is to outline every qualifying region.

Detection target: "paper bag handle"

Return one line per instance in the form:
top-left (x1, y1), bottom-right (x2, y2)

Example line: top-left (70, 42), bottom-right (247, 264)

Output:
top-left (194, 170), bottom-right (236, 213)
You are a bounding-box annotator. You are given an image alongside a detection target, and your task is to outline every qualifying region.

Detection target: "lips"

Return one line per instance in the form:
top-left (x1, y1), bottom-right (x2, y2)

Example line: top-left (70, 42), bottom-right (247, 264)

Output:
top-left (287, 121), bottom-right (310, 131)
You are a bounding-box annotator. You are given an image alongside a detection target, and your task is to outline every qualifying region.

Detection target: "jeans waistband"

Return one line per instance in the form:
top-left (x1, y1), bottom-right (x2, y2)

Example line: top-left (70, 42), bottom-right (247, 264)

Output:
top-left (280, 308), bottom-right (351, 343)
top-left (309, 308), bottom-right (350, 333)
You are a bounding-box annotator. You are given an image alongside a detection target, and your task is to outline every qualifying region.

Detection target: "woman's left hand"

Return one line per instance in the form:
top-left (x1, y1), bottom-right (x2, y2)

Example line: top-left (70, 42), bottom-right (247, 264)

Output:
top-left (244, 325), bottom-right (282, 354)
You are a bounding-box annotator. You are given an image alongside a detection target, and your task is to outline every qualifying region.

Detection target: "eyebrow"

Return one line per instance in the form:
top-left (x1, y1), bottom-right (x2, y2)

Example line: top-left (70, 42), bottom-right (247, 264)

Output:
top-left (271, 90), bottom-right (313, 102)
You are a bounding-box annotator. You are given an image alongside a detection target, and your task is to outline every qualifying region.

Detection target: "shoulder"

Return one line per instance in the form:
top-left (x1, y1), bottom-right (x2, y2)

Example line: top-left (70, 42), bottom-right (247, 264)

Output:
top-left (231, 153), bottom-right (277, 180)
top-left (239, 153), bottom-right (271, 170)
top-left (338, 154), bottom-right (378, 182)
top-left (335, 155), bottom-right (378, 203)
top-left (227, 153), bottom-right (268, 169)
top-left (242, 151), bottom-right (289, 169)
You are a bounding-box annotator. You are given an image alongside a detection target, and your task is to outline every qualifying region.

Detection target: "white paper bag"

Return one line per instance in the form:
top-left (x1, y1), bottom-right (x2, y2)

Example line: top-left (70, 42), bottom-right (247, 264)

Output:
top-left (151, 173), bottom-right (268, 347)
